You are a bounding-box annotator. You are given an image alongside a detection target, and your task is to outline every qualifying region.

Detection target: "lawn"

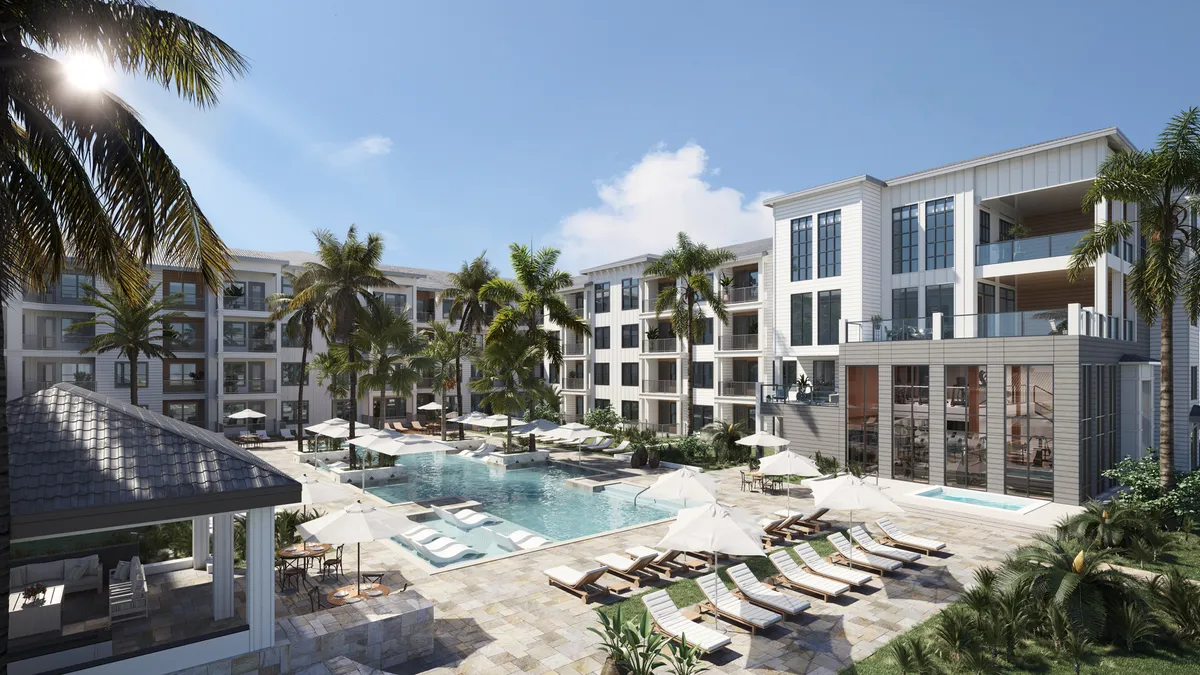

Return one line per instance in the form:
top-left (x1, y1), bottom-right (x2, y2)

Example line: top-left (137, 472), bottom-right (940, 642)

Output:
top-left (1116, 531), bottom-right (1200, 580)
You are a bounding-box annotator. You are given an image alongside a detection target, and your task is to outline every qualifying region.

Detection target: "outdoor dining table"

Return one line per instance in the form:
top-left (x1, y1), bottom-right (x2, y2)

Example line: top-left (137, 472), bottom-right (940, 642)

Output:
top-left (279, 542), bottom-right (331, 570)
top-left (327, 582), bottom-right (390, 606)
top-left (749, 472), bottom-right (784, 494)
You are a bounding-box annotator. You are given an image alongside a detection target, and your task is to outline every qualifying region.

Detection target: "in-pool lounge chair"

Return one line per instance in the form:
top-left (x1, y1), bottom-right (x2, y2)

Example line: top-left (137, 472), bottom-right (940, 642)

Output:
top-left (484, 527), bottom-right (550, 552)
top-left (793, 543), bottom-right (873, 587)
top-left (696, 573), bottom-right (782, 634)
top-left (726, 564), bottom-right (811, 617)
top-left (828, 532), bottom-right (902, 575)
top-left (594, 551), bottom-right (659, 587)
top-left (642, 590), bottom-right (731, 654)
top-left (766, 550), bottom-right (849, 601)
top-left (412, 538), bottom-right (474, 564)
top-left (850, 526), bottom-right (921, 563)
top-left (431, 505), bottom-right (497, 530)
top-left (401, 526), bottom-right (443, 546)
top-left (625, 546), bottom-right (704, 577)
top-left (875, 518), bottom-right (947, 555)
top-left (603, 440), bottom-right (631, 455)
top-left (544, 565), bottom-right (609, 603)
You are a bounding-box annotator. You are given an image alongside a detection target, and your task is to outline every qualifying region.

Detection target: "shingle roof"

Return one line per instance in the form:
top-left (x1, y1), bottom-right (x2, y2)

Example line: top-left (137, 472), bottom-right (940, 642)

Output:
top-left (9, 385), bottom-right (299, 537)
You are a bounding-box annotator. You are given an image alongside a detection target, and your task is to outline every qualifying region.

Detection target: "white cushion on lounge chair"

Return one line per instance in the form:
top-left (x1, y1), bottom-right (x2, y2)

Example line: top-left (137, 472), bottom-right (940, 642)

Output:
top-left (793, 544), bottom-right (872, 586)
top-left (595, 551), bottom-right (656, 573)
top-left (604, 440), bottom-right (631, 454)
top-left (625, 545), bottom-right (672, 565)
top-left (431, 505), bottom-right (495, 530)
top-left (485, 527), bottom-right (550, 551)
top-left (851, 526), bottom-right (920, 562)
top-left (401, 526), bottom-right (442, 545)
top-left (696, 573), bottom-right (782, 629)
top-left (876, 518), bottom-right (946, 551)
top-left (767, 550), bottom-right (850, 597)
top-left (829, 533), bottom-right (903, 571)
top-left (414, 539), bottom-right (474, 563)
top-left (642, 590), bottom-right (730, 654)
top-left (544, 565), bottom-right (606, 588)
top-left (727, 563), bottom-right (812, 615)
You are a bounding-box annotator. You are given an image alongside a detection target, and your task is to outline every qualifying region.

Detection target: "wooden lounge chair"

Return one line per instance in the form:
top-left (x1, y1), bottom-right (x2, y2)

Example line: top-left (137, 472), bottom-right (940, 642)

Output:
top-left (875, 518), bottom-right (947, 554)
top-left (728, 563), bottom-right (812, 615)
top-left (696, 573), bottom-right (782, 634)
top-left (793, 543), bottom-right (872, 587)
top-left (766, 550), bottom-right (849, 601)
top-left (544, 565), bottom-right (609, 603)
top-left (642, 590), bottom-right (731, 654)
top-left (386, 422), bottom-right (403, 432)
top-left (760, 514), bottom-right (806, 541)
top-left (850, 526), bottom-right (920, 563)
top-left (828, 533), bottom-right (902, 575)
top-left (411, 420), bottom-right (427, 433)
top-left (625, 546), bottom-right (703, 577)
top-left (594, 551), bottom-right (659, 587)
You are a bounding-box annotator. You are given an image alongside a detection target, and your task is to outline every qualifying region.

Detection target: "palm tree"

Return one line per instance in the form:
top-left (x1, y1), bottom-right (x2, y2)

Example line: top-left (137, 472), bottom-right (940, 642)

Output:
top-left (1057, 498), bottom-right (1149, 551)
top-left (702, 420), bottom-right (746, 464)
top-left (1069, 108), bottom-right (1200, 490)
top-left (423, 321), bottom-right (478, 441)
top-left (437, 252), bottom-right (498, 438)
top-left (67, 283), bottom-right (185, 406)
top-left (269, 270), bottom-right (324, 452)
top-left (311, 351), bottom-right (350, 420)
top-left (341, 300), bottom-right (430, 429)
top-left (296, 227), bottom-right (393, 468)
top-left (469, 333), bottom-right (558, 451)
top-left (0, 2), bottom-right (243, 654)
top-left (644, 233), bottom-right (736, 435)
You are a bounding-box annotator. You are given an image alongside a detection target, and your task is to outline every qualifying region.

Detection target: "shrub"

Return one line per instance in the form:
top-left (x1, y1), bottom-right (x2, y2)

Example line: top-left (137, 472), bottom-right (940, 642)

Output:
top-left (813, 451), bottom-right (839, 476)
top-left (584, 406), bottom-right (621, 432)
top-left (676, 434), bottom-right (709, 463)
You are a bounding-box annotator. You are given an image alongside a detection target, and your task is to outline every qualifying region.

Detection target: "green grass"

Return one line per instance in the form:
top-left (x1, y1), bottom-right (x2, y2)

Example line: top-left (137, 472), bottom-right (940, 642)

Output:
top-left (1116, 531), bottom-right (1200, 580)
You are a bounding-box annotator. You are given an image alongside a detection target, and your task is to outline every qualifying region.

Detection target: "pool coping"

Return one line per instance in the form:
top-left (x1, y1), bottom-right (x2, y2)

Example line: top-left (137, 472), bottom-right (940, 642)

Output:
top-left (906, 485), bottom-right (1049, 516)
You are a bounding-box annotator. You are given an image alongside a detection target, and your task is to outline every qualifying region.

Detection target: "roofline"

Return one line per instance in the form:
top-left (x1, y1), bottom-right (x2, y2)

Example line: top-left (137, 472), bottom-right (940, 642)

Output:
top-left (762, 175), bottom-right (886, 208)
top-left (579, 255), bottom-right (660, 275)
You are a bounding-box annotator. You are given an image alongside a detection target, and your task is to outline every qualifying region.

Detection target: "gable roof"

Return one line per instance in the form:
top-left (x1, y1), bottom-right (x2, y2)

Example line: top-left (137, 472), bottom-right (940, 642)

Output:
top-left (9, 385), bottom-right (300, 539)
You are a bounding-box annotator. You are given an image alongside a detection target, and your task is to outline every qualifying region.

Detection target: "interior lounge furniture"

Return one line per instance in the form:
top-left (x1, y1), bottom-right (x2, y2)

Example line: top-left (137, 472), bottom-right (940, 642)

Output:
top-left (108, 556), bottom-right (148, 623)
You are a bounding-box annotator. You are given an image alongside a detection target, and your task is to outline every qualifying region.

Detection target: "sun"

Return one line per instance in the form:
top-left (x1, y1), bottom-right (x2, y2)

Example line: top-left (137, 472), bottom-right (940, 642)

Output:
top-left (62, 53), bottom-right (108, 91)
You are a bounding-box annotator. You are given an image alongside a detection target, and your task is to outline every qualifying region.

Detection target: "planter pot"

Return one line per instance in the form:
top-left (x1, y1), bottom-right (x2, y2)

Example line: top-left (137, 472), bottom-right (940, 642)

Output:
top-left (600, 658), bottom-right (626, 675)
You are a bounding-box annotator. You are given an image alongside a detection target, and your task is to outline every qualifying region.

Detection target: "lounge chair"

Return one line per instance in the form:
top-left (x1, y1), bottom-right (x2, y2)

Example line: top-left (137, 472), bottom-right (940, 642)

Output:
top-left (411, 420), bottom-right (428, 433)
top-left (281, 428), bottom-right (296, 440)
top-left (594, 551), bottom-right (659, 587)
top-left (766, 550), bottom-right (850, 601)
top-left (875, 518), bottom-right (947, 554)
top-left (401, 526), bottom-right (443, 546)
top-left (695, 573), bottom-right (782, 633)
top-left (543, 565), bottom-right (609, 603)
top-left (484, 527), bottom-right (550, 552)
top-left (641, 590), bottom-right (731, 654)
top-left (314, 457), bottom-right (350, 472)
top-left (604, 440), bottom-right (631, 455)
top-left (793, 543), bottom-right (872, 587)
top-left (412, 537), bottom-right (474, 563)
top-left (431, 505), bottom-right (497, 530)
top-left (828, 533), bottom-right (902, 575)
top-left (256, 430), bottom-right (271, 441)
top-left (727, 563), bottom-right (812, 615)
top-left (386, 422), bottom-right (403, 432)
top-left (773, 508), bottom-right (830, 534)
top-left (583, 438), bottom-right (613, 451)
top-left (625, 546), bottom-right (704, 577)
top-left (850, 526), bottom-right (921, 563)
top-left (759, 514), bottom-right (805, 541)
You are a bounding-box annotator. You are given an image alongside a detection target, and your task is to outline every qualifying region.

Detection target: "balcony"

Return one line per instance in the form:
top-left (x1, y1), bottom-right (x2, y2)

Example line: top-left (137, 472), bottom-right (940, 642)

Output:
top-left (724, 285), bottom-right (759, 304)
top-left (164, 378), bottom-right (208, 394)
top-left (417, 377), bottom-right (436, 389)
top-left (845, 317), bottom-right (937, 343)
top-left (563, 377), bottom-right (586, 390)
top-left (415, 311), bottom-right (435, 323)
top-left (643, 379), bottom-right (678, 394)
top-left (643, 338), bottom-right (678, 353)
top-left (760, 383), bottom-right (839, 406)
top-left (719, 381), bottom-right (757, 397)
top-left (223, 379), bottom-right (277, 394)
top-left (718, 334), bottom-right (759, 351)
top-left (223, 296), bottom-right (267, 312)
top-left (23, 287), bottom-right (93, 306)
top-left (639, 421), bottom-right (678, 435)
top-left (975, 229), bottom-right (1088, 266)
top-left (21, 333), bottom-right (93, 351)
top-left (23, 378), bottom-right (95, 395)
top-left (249, 338), bottom-right (276, 353)
top-left (222, 338), bottom-right (277, 353)
top-left (564, 342), bottom-right (586, 356)
top-left (166, 337), bottom-right (205, 353)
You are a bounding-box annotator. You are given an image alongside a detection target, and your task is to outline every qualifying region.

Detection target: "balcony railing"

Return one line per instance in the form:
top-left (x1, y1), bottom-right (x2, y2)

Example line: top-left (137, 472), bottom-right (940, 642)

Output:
top-left (415, 311), bottom-right (435, 323)
top-left (975, 229), bottom-right (1088, 265)
top-left (164, 378), bottom-right (207, 394)
top-left (249, 338), bottom-right (276, 352)
top-left (718, 334), bottom-right (759, 351)
top-left (643, 379), bottom-right (678, 394)
top-left (760, 383), bottom-right (839, 406)
top-left (643, 338), bottom-right (678, 353)
top-left (223, 296), bottom-right (267, 312)
top-left (639, 421), bottom-right (678, 435)
top-left (563, 377), bottom-right (586, 390)
top-left (223, 379), bottom-right (277, 394)
top-left (846, 317), bottom-right (936, 343)
top-left (949, 310), bottom-right (1068, 338)
top-left (847, 306), bottom-right (1134, 343)
top-left (564, 342), bottom-right (586, 356)
top-left (719, 381), bottom-right (757, 397)
top-left (166, 338), bottom-right (204, 353)
top-left (24, 379), bottom-right (96, 395)
top-left (21, 333), bottom-right (93, 350)
top-left (724, 285), bottom-right (759, 304)
top-left (23, 288), bottom-right (93, 306)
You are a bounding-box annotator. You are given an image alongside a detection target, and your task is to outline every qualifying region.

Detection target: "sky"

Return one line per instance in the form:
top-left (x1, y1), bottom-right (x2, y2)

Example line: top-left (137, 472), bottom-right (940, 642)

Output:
top-left (113, 1), bottom-right (1200, 276)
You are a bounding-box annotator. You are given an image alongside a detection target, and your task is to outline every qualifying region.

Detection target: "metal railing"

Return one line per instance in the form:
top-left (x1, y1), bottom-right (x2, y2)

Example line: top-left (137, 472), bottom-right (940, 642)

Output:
top-left (719, 381), bottom-right (757, 397)
top-left (563, 342), bottom-right (586, 356)
top-left (23, 288), bottom-right (93, 306)
top-left (24, 379), bottom-right (96, 395)
top-left (563, 377), bottom-right (586, 390)
top-left (164, 378), bottom-right (208, 394)
top-left (643, 379), bottom-right (678, 394)
top-left (223, 296), bottom-right (267, 311)
top-left (718, 334), bottom-right (759, 350)
top-left (223, 379), bottom-right (277, 394)
top-left (21, 333), bottom-right (93, 350)
top-left (724, 285), bottom-right (759, 303)
top-left (760, 383), bottom-right (839, 406)
top-left (975, 229), bottom-right (1088, 265)
top-left (639, 421), bottom-right (679, 435)
top-left (643, 338), bottom-right (678, 353)
top-left (415, 311), bottom-right (435, 323)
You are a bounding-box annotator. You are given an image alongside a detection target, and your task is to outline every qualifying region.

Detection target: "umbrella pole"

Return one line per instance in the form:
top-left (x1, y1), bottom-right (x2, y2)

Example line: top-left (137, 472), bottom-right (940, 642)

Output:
top-left (357, 542), bottom-right (362, 595)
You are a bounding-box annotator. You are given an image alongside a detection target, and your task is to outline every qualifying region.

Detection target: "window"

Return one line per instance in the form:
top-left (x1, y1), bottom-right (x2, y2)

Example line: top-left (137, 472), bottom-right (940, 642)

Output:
top-left (1080, 365), bottom-right (1120, 499)
top-left (595, 398), bottom-right (610, 410)
top-left (692, 405), bottom-right (714, 431)
top-left (979, 210), bottom-right (991, 244)
top-left (977, 283), bottom-right (995, 313)
top-left (696, 318), bottom-right (713, 345)
top-left (165, 401), bottom-right (203, 424)
top-left (790, 293), bottom-right (812, 346)
top-left (621, 278), bottom-right (639, 310)
top-left (693, 362), bottom-right (713, 389)
top-left (817, 290), bottom-right (841, 345)
top-left (925, 197), bottom-right (954, 270)
top-left (376, 293), bottom-right (407, 312)
top-left (999, 287), bottom-right (1016, 313)
top-left (282, 362), bottom-right (306, 386)
top-left (621, 324), bottom-right (639, 348)
top-left (594, 362), bottom-right (610, 386)
top-left (999, 219), bottom-right (1015, 242)
top-left (281, 275), bottom-right (293, 296)
top-left (1192, 366), bottom-right (1197, 400)
top-left (168, 280), bottom-right (198, 307)
top-left (945, 366), bottom-right (987, 490)
top-left (621, 363), bottom-right (639, 386)
top-left (782, 360), bottom-right (798, 387)
top-left (442, 298), bottom-right (453, 317)
top-left (846, 366), bottom-right (879, 473)
top-left (282, 401), bottom-right (309, 426)
top-left (791, 216), bottom-right (812, 281)
top-left (58, 273), bottom-right (93, 301)
top-left (166, 320), bottom-right (201, 350)
top-left (223, 321), bottom-right (246, 347)
top-left (817, 210), bottom-right (841, 278)
top-left (282, 328), bottom-right (305, 348)
top-left (594, 326), bottom-right (610, 349)
top-left (892, 287), bottom-right (918, 327)
top-left (892, 366), bottom-right (930, 483)
top-left (813, 360), bottom-right (837, 391)
top-left (1005, 365), bottom-right (1054, 499)
top-left (621, 400), bottom-right (639, 421)
top-left (383, 397), bottom-right (406, 418)
top-left (115, 362), bottom-right (149, 388)
top-left (925, 284), bottom-right (954, 338)
top-left (594, 282), bottom-right (610, 313)
top-left (892, 205), bottom-right (919, 273)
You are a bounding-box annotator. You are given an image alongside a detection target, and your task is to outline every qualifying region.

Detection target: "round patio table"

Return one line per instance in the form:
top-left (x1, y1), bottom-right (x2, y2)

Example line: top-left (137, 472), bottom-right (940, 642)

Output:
top-left (278, 542), bottom-right (331, 569)
top-left (327, 583), bottom-right (390, 606)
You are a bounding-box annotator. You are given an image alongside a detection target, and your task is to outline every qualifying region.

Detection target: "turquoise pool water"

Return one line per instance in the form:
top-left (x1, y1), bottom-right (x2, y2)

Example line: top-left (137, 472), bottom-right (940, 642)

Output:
top-left (914, 486), bottom-right (1037, 512)
top-left (366, 452), bottom-right (681, 566)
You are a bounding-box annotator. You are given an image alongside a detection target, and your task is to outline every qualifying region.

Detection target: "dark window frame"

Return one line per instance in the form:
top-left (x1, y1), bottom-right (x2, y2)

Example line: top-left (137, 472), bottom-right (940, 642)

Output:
top-left (925, 197), bottom-right (955, 270)
top-left (817, 290), bottom-right (841, 345)
top-left (818, 210), bottom-right (841, 278)
top-left (791, 216), bottom-right (813, 281)
top-left (892, 205), bottom-right (919, 273)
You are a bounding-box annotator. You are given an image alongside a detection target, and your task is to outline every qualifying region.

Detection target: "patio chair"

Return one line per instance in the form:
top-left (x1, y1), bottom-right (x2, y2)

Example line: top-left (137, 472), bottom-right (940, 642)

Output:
top-left (828, 532), bottom-right (902, 575)
top-left (594, 551), bottom-right (660, 587)
top-left (314, 457), bottom-right (350, 472)
top-left (727, 563), bottom-right (811, 616)
top-left (641, 590), bottom-right (731, 654)
top-left (875, 518), bottom-right (947, 554)
top-left (256, 430), bottom-right (271, 441)
top-left (431, 505), bottom-right (498, 530)
top-left (308, 584), bottom-right (330, 612)
top-left (766, 550), bottom-right (850, 601)
top-left (792, 543), bottom-right (872, 587)
top-left (850, 526), bottom-right (921, 563)
top-left (484, 526), bottom-right (550, 552)
top-left (543, 565), bottom-right (610, 603)
top-left (759, 514), bottom-right (805, 542)
top-left (740, 471), bottom-right (754, 492)
top-left (386, 422), bottom-right (402, 432)
top-left (696, 572), bottom-right (783, 633)
top-left (774, 508), bottom-right (830, 534)
top-left (411, 420), bottom-right (427, 433)
top-left (603, 440), bottom-right (631, 455)
top-left (625, 546), bottom-right (703, 577)
top-left (583, 438), bottom-right (612, 451)
top-left (321, 544), bottom-right (344, 580)
top-left (281, 428), bottom-right (296, 440)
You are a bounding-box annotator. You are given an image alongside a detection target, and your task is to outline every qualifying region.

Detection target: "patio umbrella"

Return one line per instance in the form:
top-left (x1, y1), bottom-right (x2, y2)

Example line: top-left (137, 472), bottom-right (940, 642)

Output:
top-left (227, 408), bottom-right (267, 420)
top-left (558, 422), bottom-right (591, 431)
top-left (297, 500), bottom-right (413, 595)
top-left (306, 418), bottom-right (351, 437)
top-left (807, 473), bottom-right (904, 533)
top-left (297, 474), bottom-right (353, 515)
top-left (417, 401), bottom-right (443, 411)
top-left (510, 419), bottom-right (560, 436)
top-left (735, 431), bottom-right (790, 449)
top-left (757, 450), bottom-right (822, 513)
top-left (656, 502), bottom-right (764, 631)
top-left (447, 411), bottom-right (485, 424)
top-left (638, 467), bottom-right (717, 506)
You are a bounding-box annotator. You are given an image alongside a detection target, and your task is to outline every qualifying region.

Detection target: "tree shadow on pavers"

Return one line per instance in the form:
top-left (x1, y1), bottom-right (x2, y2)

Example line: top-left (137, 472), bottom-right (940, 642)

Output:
top-left (747, 612), bottom-right (854, 673)
top-left (877, 564), bottom-right (967, 603)
top-left (385, 617), bottom-right (493, 675)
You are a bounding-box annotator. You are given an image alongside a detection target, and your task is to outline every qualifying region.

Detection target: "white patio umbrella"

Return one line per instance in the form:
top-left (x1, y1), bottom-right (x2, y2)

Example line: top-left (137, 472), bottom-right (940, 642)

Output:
top-left (657, 502), bottom-right (764, 631)
top-left (736, 431), bottom-right (790, 449)
top-left (227, 408), bottom-right (267, 420)
top-left (297, 500), bottom-right (413, 595)
top-left (347, 428), bottom-right (406, 450)
top-left (306, 418), bottom-right (351, 437)
top-left (557, 422), bottom-right (591, 431)
top-left (417, 401), bottom-right (443, 411)
top-left (638, 468), bottom-right (717, 506)
top-left (510, 419), bottom-right (560, 436)
top-left (808, 473), bottom-right (904, 532)
top-left (474, 414), bottom-right (518, 430)
top-left (448, 411), bottom-right (485, 424)
top-left (757, 450), bottom-right (822, 513)
top-left (297, 474), bottom-right (353, 515)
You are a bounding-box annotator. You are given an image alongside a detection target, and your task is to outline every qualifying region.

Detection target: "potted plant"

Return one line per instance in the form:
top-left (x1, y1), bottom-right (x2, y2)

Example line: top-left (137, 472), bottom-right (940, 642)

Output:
top-left (647, 447), bottom-right (661, 469)
top-left (718, 273), bottom-right (734, 301)
top-left (630, 446), bottom-right (648, 469)
top-left (871, 314), bottom-right (884, 342)
top-left (22, 582), bottom-right (46, 602)
top-left (588, 607), bottom-right (629, 675)
top-left (645, 326), bottom-right (661, 342)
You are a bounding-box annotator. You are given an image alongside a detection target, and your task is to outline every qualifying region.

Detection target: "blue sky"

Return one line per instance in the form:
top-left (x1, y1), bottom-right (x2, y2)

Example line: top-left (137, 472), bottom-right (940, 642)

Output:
top-left (121, 1), bottom-right (1200, 275)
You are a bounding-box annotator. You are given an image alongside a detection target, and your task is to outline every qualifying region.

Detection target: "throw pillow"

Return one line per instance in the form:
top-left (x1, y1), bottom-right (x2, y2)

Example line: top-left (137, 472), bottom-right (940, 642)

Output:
top-left (83, 555), bottom-right (101, 576)
top-left (114, 560), bottom-right (131, 582)
top-left (65, 561), bottom-right (87, 581)
top-left (10, 566), bottom-right (25, 589)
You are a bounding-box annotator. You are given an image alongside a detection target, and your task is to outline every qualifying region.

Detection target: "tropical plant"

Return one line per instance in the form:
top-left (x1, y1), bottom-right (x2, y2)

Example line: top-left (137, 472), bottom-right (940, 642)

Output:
top-left (992, 584), bottom-right (1034, 659)
top-left (662, 637), bottom-right (709, 675)
top-left (619, 613), bottom-right (667, 675)
top-left (439, 252), bottom-right (498, 438)
top-left (1057, 498), bottom-right (1150, 551)
top-left (1063, 626), bottom-right (1091, 675)
top-left (296, 226), bottom-right (394, 468)
top-left (469, 333), bottom-right (558, 450)
top-left (644, 233), bottom-right (736, 435)
top-left (813, 450), bottom-right (839, 476)
top-left (1068, 108), bottom-right (1200, 490)
top-left (311, 351), bottom-right (350, 421)
top-left (1148, 567), bottom-right (1200, 641)
top-left (269, 269), bottom-right (324, 451)
top-left (931, 606), bottom-right (976, 665)
top-left (533, 402), bottom-right (562, 424)
top-left (67, 283), bottom-right (185, 406)
top-left (886, 635), bottom-right (938, 675)
top-left (338, 299), bottom-right (430, 428)
top-left (583, 405), bottom-right (621, 432)
top-left (423, 321), bottom-right (477, 441)
top-left (588, 607), bottom-right (628, 674)
top-left (1109, 600), bottom-right (1158, 652)
top-left (702, 420), bottom-right (746, 464)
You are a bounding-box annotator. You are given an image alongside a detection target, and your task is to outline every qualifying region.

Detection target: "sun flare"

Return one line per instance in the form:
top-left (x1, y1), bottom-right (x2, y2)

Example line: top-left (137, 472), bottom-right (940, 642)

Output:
top-left (62, 53), bottom-right (107, 91)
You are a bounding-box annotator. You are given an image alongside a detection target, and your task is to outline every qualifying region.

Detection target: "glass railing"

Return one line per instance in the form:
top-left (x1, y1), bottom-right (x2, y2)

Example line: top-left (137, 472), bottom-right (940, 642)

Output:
top-left (719, 381), bottom-right (757, 397)
top-left (21, 333), bottom-right (94, 350)
top-left (975, 229), bottom-right (1088, 265)
top-left (224, 296), bottom-right (267, 311)
top-left (24, 379), bottom-right (96, 395)
top-left (643, 379), bottom-right (678, 394)
top-left (415, 311), bottom-right (435, 323)
top-left (718, 334), bottom-right (759, 350)
top-left (223, 379), bottom-right (277, 394)
top-left (948, 309), bottom-right (1068, 338)
top-left (725, 285), bottom-right (759, 303)
top-left (563, 377), bottom-right (586, 390)
top-left (760, 383), bottom-right (839, 405)
top-left (165, 378), bottom-right (208, 393)
top-left (845, 317), bottom-right (933, 343)
top-left (644, 338), bottom-right (678, 353)
top-left (563, 342), bottom-right (586, 356)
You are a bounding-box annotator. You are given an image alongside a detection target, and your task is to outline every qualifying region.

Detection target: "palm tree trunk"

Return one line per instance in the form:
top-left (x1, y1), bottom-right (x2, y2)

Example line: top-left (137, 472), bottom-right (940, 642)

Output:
top-left (377, 383), bottom-right (387, 430)
top-left (1161, 309), bottom-right (1176, 489)
top-left (298, 334), bottom-right (309, 453)
top-left (129, 352), bottom-right (139, 407)
top-left (348, 347), bottom-right (358, 471)
top-left (440, 385), bottom-right (447, 442)
top-left (685, 295), bottom-right (695, 436)
top-left (527, 315), bottom-right (538, 453)
top-left (506, 414), bottom-right (512, 451)
top-left (0, 302), bottom-right (11, 667)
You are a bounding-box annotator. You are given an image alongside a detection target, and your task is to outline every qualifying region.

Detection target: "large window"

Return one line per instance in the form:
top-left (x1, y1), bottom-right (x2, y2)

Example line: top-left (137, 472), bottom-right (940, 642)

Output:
top-left (595, 398), bottom-right (610, 411)
top-left (1080, 365), bottom-right (1119, 500)
top-left (817, 290), bottom-right (841, 345)
top-left (621, 278), bottom-right (639, 310)
top-left (165, 401), bottom-right (203, 424)
top-left (979, 210), bottom-right (991, 244)
top-left (594, 326), bottom-right (610, 349)
top-left (813, 360), bottom-right (837, 393)
top-left (925, 197), bottom-right (954, 270)
top-left (696, 317), bottom-right (713, 345)
top-left (892, 287), bottom-right (918, 330)
top-left (621, 400), bottom-right (639, 421)
top-left (282, 401), bottom-right (309, 426)
top-left (223, 321), bottom-right (246, 347)
top-left (692, 405), bottom-right (714, 432)
top-left (620, 324), bottom-right (639, 348)
top-left (892, 205), bottom-right (919, 273)
top-left (693, 362), bottom-right (713, 389)
top-left (945, 366), bottom-right (987, 490)
top-left (1005, 365), bottom-right (1054, 499)
top-left (892, 366), bottom-right (930, 483)
top-left (621, 363), bottom-right (638, 386)
top-left (167, 280), bottom-right (198, 307)
top-left (594, 282), bottom-right (610, 313)
top-left (594, 362), bottom-right (610, 386)
top-left (817, 210), bottom-right (841, 278)
top-left (115, 362), bottom-right (148, 388)
top-left (926, 284), bottom-right (954, 338)
top-left (282, 362), bottom-right (306, 386)
top-left (790, 293), bottom-right (812, 346)
top-left (791, 216), bottom-right (812, 281)
top-left (846, 366), bottom-right (879, 474)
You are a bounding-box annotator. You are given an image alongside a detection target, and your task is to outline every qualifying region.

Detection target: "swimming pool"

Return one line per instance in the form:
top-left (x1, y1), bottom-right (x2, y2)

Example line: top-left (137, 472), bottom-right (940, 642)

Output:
top-left (911, 486), bottom-right (1045, 514)
top-left (366, 452), bottom-right (681, 566)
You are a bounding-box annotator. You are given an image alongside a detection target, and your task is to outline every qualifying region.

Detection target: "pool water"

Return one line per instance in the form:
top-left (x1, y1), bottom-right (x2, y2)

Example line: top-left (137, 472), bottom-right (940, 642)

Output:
top-left (366, 452), bottom-right (681, 566)
top-left (913, 486), bottom-right (1041, 512)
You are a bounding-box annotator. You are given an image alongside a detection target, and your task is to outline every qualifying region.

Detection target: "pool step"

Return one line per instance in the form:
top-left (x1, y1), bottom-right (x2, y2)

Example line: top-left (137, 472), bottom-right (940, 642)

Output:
top-left (899, 499), bottom-right (1053, 537)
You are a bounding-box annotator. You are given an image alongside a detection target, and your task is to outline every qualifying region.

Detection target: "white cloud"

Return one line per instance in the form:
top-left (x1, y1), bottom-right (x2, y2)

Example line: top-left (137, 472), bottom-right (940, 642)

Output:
top-left (554, 143), bottom-right (776, 271)
top-left (327, 134), bottom-right (393, 166)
